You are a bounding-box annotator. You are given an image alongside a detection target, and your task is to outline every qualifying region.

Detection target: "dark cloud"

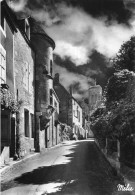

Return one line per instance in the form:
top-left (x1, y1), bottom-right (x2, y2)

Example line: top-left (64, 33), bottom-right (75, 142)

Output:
top-left (7, 0), bottom-right (134, 99)
top-left (54, 51), bottom-right (114, 90)
top-left (57, 0), bottom-right (132, 24)
top-left (9, 0), bottom-right (133, 24)
top-left (78, 51), bottom-right (114, 88)
top-left (51, 0), bottom-right (132, 24)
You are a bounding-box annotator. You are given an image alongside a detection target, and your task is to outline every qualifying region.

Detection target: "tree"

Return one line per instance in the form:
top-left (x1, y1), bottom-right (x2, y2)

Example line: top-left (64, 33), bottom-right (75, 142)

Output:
top-left (91, 36), bottom-right (135, 162)
top-left (91, 70), bottom-right (135, 148)
top-left (113, 36), bottom-right (135, 72)
top-left (104, 69), bottom-right (135, 106)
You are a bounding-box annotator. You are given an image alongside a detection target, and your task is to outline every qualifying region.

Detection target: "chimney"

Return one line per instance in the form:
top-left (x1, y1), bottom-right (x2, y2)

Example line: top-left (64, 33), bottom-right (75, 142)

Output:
top-left (54, 73), bottom-right (59, 85)
top-left (70, 85), bottom-right (73, 96)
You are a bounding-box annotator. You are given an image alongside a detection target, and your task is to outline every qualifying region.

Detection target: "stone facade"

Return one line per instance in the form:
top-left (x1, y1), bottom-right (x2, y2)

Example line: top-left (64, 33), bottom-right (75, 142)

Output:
top-left (51, 89), bottom-right (60, 146)
top-left (1, 1), bottom-right (36, 163)
top-left (1, 1), bottom-right (17, 164)
top-left (72, 98), bottom-right (84, 138)
top-left (54, 74), bottom-right (85, 139)
top-left (53, 73), bottom-right (70, 125)
top-left (88, 85), bottom-right (102, 115)
top-left (80, 100), bottom-right (90, 138)
top-left (14, 27), bottom-right (35, 156)
top-left (1, 1), bottom-right (68, 165)
top-left (29, 18), bottom-right (58, 151)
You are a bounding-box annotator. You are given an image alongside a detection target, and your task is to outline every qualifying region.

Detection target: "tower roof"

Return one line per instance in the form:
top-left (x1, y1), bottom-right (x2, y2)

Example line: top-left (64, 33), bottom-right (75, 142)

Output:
top-left (29, 17), bottom-right (55, 50)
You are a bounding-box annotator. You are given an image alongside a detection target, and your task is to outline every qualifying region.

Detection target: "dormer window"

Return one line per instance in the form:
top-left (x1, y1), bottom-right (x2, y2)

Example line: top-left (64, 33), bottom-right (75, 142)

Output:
top-left (50, 60), bottom-right (53, 76)
top-left (25, 19), bottom-right (30, 39)
top-left (50, 89), bottom-right (53, 105)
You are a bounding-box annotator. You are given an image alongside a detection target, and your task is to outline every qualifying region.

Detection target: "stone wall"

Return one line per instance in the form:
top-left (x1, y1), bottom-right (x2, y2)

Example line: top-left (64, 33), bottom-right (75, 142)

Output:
top-left (72, 99), bottom-right (82, 128)
top-left (89, 85), bottom-right (102, 113)
top-left (24, 137), bottom-right (34, 153)
top-left (14, 30), bottom-right (35, 156)
top-left (57, 124), bottom-right (61, 144)
top-left (54, 84), bottom-right (70, 125)
top-left (39, 131), bottom-right (45, 150)
top-left (0, 13), bottom-right (15, 163)
top-left (5, 22), bottom-right (14, 93)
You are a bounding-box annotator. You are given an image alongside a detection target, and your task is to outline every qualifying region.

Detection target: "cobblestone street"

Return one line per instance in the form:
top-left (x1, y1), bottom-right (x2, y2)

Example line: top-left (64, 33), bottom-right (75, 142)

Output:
top-left (1, 140), bottom-right (133, 195)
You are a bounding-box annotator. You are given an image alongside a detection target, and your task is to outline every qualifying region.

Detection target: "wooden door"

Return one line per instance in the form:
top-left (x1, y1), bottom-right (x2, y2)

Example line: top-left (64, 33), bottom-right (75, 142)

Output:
top-left (1, 110), bottom-right (11, 148)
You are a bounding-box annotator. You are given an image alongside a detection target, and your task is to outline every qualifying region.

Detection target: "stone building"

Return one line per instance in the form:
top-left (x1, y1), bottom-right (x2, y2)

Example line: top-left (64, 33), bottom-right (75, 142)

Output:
top-left (54, 73), bottom-right (85, 139)
top-left (1, 0), bottom-right (17, 164)
top-left (1, 0), bottom-right (35, 164)
top-left (0, 1), bottom-right (60, 165)
top-left (88, 84), bottom-right (102, 116)
top-left (51, 89), bottom-right (60, 145)
top-left (14, 18), bottom-right (35, 157)
top-left (29, 18), bottom-right (60, 151)
top-left (72, 97), bottom-right (84, 139)
top-left (80, 100), bottom-right (90, 138)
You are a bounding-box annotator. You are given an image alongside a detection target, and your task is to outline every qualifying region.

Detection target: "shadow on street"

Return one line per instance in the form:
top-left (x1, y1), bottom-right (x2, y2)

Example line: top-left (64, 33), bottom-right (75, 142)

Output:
top-left (2, 141), bottom-right (128, 195)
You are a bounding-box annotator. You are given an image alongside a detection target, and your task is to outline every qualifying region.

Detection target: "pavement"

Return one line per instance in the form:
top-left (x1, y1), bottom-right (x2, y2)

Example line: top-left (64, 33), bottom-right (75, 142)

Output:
top-left (95, 139), bottom-right (135, 195)
top-left (1, 140), bottom-right (134, 195)
top-left (0, 141), bottom-right (66, 179)
top-left (0, 153), bottom-right (39, 176)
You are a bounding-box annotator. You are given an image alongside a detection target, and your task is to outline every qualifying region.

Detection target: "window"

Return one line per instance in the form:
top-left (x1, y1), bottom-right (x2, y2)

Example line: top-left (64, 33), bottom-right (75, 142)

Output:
top-left (78, 111), bottom-right (80, 122)
top-left (25, 19), bottom-right (30, 39)
top-left (77, 106), bottom-right (78, 118)
top-left (74, 106), bottom-right (79, 118)
top-left (31, 114), bottom-right (34, 138)
top-left (50, 89), bottom-right (53, 105)
top-left (47, 126), bottom-right (50, 141)
top-left (0, 46), bottom-right (6, 84)
top-left (24, 109), bottom-right (29, 137)
top-left (50, 60), bottom-right (53, 76)
top-left (54, 100), bottom-right (57, 109)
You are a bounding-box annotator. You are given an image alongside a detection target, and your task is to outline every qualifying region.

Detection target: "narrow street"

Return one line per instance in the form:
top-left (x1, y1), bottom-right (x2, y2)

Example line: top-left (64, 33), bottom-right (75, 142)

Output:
top-left (1, 140), bottom-right (131, 195)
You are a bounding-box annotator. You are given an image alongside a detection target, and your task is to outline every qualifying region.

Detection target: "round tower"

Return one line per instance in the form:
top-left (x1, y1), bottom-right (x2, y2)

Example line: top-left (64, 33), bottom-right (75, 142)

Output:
top-left (30, 18), bottom-right (55, 111)
top-left (29, 18), bottom-right (55, 151)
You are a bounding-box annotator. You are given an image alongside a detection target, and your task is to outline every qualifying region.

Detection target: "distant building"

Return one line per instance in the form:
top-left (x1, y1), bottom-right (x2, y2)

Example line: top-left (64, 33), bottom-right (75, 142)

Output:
top-left (88, 84), bottom-right (102, 115)
top-left (80, 100), bottom-right (90, 138)
top-left (78, 82), bottom-right (102, 138)
top-left (50, 88), bottom-right (60, 146)
top-left (72, 97), bottom-right (84, 138)
top-left (54, 73), bottom-right (85, 139)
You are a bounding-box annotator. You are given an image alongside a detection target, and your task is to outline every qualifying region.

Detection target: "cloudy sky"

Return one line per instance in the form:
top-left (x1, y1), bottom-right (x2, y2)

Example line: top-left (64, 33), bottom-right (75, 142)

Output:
top-left (7, 0), bottom-right (135, 99)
